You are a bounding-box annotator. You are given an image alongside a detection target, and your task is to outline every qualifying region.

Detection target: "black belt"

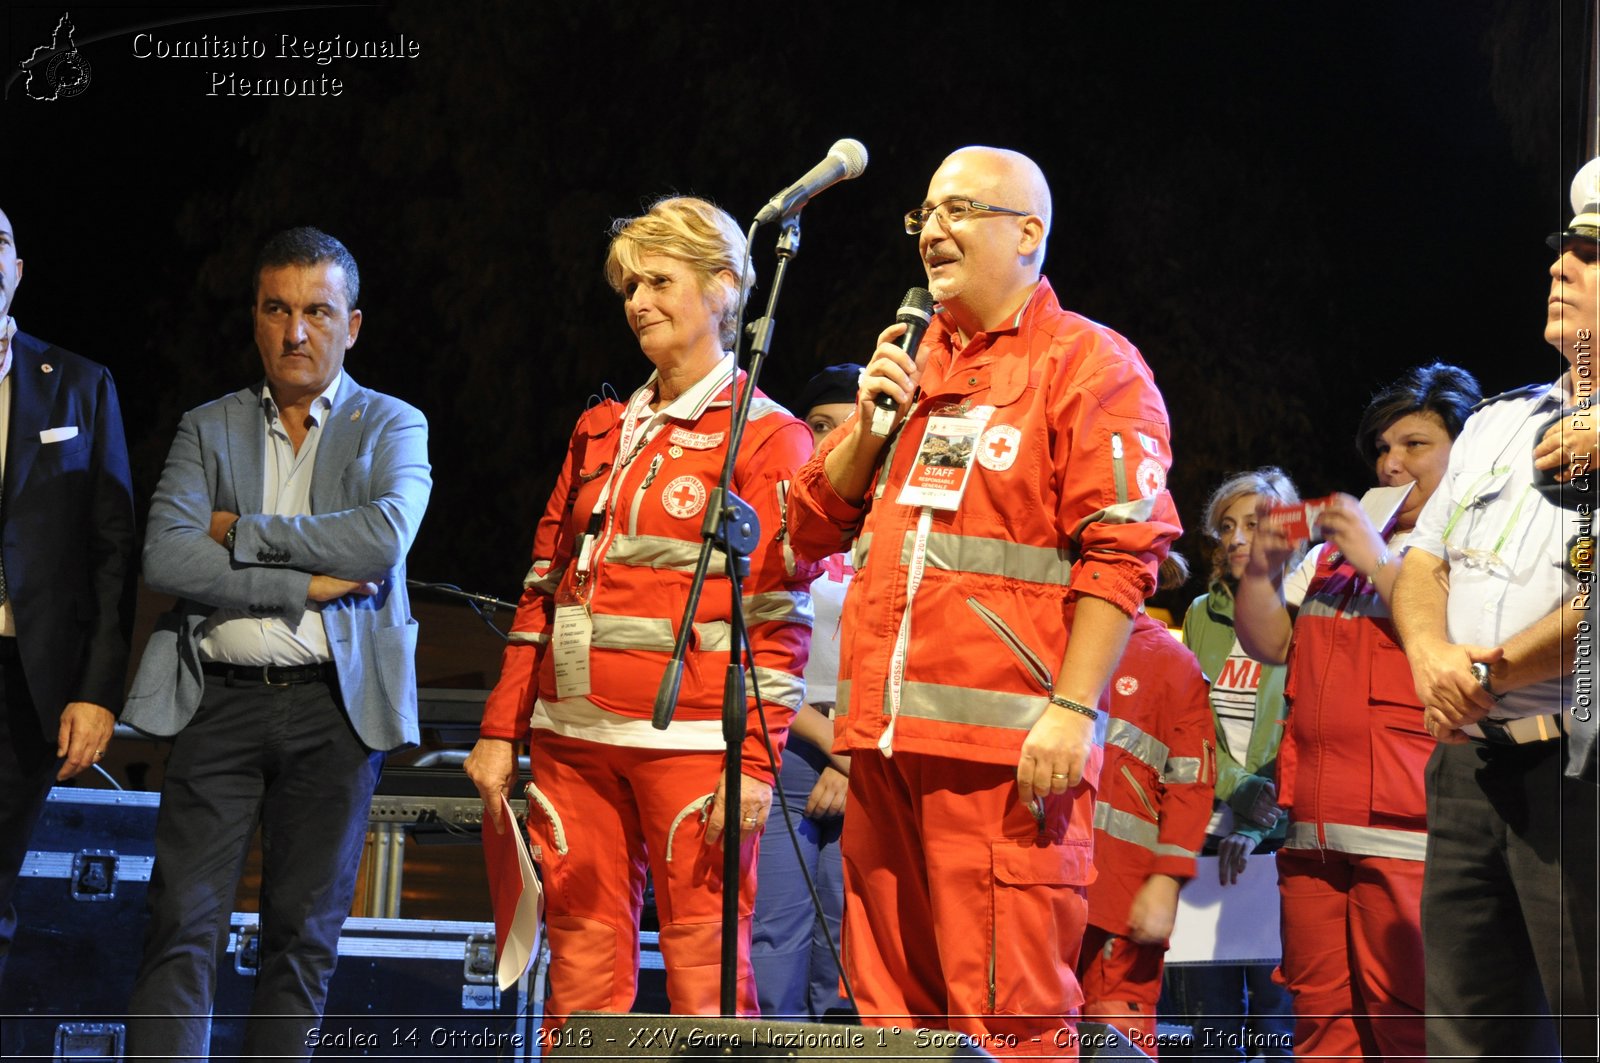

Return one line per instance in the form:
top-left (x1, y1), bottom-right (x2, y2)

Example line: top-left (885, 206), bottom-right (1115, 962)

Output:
top-left (202, 661), bottom-right (336, 686)
top-left (1470, 713), bottom-right (1566, 746)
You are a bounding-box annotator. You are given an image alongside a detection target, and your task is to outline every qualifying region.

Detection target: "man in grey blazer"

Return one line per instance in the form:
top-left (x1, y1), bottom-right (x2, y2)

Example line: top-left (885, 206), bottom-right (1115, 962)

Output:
top-left (122, 227), bottom-right (431, 1060)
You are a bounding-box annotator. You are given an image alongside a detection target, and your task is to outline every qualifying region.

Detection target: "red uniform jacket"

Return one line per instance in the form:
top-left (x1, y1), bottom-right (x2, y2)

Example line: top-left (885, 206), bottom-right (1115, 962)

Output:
top-left (787, 279), bottom-right (1181, 766)
top-left (1088, 612), bottom-right (1215, 937)
top-left (479, 371), bottom-right (817, 783)
top-left (1280, 546), bottom-right (1429, 859)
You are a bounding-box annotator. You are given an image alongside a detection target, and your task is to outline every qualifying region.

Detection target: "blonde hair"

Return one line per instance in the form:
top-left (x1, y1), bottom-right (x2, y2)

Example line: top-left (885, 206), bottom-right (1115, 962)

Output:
top-left (604, 196), bottom-right (754, 348)
top-left (1201, 466), bottom-right (1300, 587)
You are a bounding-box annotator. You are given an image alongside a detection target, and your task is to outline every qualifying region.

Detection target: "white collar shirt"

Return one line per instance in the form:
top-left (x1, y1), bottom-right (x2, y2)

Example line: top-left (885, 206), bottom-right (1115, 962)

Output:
top-left (198, 371), bottom-right (347, 665)
top-left (1406, 378), bottom-right (1585, 719)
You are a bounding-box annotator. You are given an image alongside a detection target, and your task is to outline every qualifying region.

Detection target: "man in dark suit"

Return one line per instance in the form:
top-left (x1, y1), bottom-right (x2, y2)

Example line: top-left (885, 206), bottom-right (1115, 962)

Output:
top-left (0, 206), bottom-right (137, 983)
top-left (122, 227), bottom-right (431, 1059)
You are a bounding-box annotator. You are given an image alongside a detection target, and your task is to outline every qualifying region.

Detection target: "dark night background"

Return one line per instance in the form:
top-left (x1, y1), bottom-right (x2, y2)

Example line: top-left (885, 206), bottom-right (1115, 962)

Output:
top-left (2, 0), bottom-right (1593, 622)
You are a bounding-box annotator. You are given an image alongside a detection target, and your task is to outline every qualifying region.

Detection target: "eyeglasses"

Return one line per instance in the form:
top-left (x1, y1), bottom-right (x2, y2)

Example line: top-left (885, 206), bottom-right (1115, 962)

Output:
top-left (904, 197), bottom-right (1031, 235)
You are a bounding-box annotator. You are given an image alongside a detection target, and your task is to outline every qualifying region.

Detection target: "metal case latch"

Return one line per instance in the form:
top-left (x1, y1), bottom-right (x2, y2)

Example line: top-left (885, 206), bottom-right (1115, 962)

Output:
top-left (69, 850), bottom-right (119, 901)
top-left (234, 924), bottom-right (261, 975)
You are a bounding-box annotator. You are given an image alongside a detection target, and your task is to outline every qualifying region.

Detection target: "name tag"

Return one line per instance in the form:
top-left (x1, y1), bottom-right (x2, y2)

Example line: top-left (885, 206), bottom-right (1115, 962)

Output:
top-left (896, 406), bottom-right (994, 511)
top-left (551, 604), bottom-right (593, 699)
top-left (40, 426), bottom-right (79, 444)
top-left (668, 427), bottom-right (725, 450)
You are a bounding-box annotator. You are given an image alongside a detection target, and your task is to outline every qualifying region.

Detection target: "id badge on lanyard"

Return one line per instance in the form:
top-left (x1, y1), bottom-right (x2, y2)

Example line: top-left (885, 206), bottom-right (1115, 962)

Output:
top-left (894, 406), bottom-right (995, 511)
top-left (551, 603), bottom-right (593, 699)
top-left (880, 406), bottom-right (995, 754)
top-left (556, 387), bottom-right (658, 700)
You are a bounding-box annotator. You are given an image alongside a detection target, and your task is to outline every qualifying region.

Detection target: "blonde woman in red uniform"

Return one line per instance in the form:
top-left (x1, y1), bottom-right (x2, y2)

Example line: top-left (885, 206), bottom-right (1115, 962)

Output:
top-left (465, 197), bottom-right (817, 1025)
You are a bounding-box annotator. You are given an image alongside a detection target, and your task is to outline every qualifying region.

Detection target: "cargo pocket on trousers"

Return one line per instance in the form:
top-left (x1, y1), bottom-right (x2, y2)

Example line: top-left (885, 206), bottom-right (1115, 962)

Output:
top-left (989, 840), bottom-right (1089, 1015)
top-left (523, 782), bottom-right (570, 901)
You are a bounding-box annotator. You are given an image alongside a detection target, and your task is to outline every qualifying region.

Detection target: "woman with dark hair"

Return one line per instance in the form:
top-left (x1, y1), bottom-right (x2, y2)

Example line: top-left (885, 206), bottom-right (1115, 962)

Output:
top-left (1234, 362), bottom-right (1482, 1061)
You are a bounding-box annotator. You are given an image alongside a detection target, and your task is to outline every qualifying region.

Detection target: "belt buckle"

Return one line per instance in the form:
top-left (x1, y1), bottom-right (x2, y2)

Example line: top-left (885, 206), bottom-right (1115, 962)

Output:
top-left (261, 665), bottom-right (291, 688)
top-left (1476, 717), bottom-right (1514, 745)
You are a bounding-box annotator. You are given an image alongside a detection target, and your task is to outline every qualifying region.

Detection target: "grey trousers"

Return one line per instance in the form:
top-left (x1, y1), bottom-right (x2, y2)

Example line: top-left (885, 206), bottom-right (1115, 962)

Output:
top-left (125, 674), bottom-right (382, 1061)
top-left (1422, 738), bottom-right (1598, 1062)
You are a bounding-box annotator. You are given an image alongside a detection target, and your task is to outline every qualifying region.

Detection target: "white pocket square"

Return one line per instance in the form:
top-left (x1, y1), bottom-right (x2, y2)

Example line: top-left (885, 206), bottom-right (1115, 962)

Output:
top-left (40, 426), bottom-right (79, 444)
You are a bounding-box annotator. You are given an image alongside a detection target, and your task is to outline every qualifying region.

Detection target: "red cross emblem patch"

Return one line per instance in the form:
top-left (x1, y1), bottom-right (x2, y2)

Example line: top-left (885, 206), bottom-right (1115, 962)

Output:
top-left (662, 475), bottom-right (708, 519)
top-left (977, 424), bottom-right (1021, 472)
top-left (1135, 458), bottom-right (1166, 499)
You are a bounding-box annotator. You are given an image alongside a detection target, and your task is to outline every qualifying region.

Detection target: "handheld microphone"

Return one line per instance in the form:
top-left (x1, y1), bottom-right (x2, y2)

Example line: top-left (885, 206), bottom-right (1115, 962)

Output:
top-left (869, 287), bottom-right (934, 438)
top-left (754, 139), bottom-right (869, 224)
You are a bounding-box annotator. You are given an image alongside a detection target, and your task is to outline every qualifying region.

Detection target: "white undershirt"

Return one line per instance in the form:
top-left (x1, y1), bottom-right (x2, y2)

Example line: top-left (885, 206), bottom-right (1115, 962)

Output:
top-left (197, 373), bottom-right (345, 665)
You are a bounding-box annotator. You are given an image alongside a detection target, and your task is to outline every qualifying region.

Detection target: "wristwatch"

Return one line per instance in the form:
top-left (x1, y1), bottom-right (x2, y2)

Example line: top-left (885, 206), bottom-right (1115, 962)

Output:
top-left (1470, 661), bottom-right (1504, 702)
top-left (223, 519), bottom-right (239, 552)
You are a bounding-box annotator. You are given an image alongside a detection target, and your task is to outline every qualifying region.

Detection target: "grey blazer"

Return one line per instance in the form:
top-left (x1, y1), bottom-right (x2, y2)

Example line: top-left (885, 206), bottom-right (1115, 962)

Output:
top-left (123, 375), bottom-right (432, 753)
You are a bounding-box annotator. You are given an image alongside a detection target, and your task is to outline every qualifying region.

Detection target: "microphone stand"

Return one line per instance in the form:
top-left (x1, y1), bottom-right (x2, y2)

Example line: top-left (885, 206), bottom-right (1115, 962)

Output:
top-left (405, 578), bottom-right (518, 642)
top-left (651, 212), bottom-right (803, 1016)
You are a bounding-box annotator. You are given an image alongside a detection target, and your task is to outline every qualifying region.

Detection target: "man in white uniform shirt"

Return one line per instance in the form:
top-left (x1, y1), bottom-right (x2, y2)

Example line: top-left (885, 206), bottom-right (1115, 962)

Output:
top-left (1393, 164), bottom-right (1597, 1061)
top-left (122, 228), bottom-right (432, 1060)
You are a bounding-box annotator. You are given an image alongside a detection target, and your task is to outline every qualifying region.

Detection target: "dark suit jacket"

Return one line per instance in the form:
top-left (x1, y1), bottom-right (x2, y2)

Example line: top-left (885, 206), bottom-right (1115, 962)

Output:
top-left (124, 375), bottom-right (432, 753)
top-left (1, 331), bottom-right (136, 732)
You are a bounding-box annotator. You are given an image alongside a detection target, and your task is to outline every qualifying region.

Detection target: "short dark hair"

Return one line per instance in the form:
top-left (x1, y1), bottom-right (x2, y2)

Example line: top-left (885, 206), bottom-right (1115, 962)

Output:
top-left (1354, 363), bottom-right (1482, 462)
top-left (253, 227), bottom-right (360, 309)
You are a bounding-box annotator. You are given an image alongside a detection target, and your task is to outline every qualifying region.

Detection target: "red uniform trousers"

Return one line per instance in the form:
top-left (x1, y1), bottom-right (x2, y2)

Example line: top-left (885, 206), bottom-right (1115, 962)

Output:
top-left (1276, 847), bottom-right (1425, 1061)
top-left (840, 751), bottom-right (1093, 1058)
top-left (526, 732), bottom-right (760, 1025)
top-left (1076, 928), bottom-right (1163, 1057)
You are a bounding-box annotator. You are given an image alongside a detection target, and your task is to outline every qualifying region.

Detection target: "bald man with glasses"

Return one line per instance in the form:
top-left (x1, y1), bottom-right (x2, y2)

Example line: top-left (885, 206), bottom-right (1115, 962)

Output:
top-left (788, 146), bottom-right (1180, 1054)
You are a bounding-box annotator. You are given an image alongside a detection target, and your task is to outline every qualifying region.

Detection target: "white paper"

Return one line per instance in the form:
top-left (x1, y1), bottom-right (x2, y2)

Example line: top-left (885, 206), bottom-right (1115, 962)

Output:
top-left (494, 794), bottom-right (545, 991)
top-left (40, 425), bottom-right (79, 444)
top-left (1164, 852), bottom-right (1282, 965)
top-left (1359, 482), bottom-right (1414, 531)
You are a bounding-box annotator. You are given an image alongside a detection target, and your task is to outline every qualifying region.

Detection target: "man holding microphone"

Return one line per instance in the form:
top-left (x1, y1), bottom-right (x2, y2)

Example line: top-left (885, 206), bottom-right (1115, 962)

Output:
top-left (787, 146), bottom-right (1179, 1054)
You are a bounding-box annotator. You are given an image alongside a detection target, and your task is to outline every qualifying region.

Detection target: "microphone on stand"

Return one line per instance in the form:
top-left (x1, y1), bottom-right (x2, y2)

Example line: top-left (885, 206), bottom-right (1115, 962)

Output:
top-left (754, 139), bottom-right (869, 224)
top-left (869, 287), bottom-right (934, 438)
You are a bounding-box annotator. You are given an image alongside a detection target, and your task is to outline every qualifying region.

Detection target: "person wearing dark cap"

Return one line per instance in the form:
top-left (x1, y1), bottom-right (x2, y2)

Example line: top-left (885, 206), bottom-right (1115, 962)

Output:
top-left (1392, 160), bottom-right (1598, 1061)
top-left (750, 363), bottom-right (861, 1020)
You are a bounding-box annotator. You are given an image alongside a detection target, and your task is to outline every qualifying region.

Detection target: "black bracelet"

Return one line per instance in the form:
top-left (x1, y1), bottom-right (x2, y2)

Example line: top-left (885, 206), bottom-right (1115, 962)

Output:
top-left (1048, 694), bottom-right (1100, 722)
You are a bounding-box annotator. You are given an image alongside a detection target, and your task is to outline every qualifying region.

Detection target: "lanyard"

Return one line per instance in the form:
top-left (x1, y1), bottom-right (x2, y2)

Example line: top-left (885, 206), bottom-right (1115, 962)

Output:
top-left (880, 506), bottom-right (935, 756)
top-left (573, 385), bottom-right (661, 595)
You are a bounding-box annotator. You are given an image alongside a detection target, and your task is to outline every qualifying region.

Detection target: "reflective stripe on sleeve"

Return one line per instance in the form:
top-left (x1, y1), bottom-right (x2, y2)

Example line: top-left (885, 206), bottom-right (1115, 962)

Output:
top-left (749, 666), bottom-right (806, 710)
top-left (744, 590), bottom-right (814, 628)
top-left (1105, 717), bottom-right (1171, 776)
top-left (524, 559), bottom-right (566, 595)
top-left (910, 530), bottom-right (1073, 586)
top-left (1163, 756), bottom-right (1202, 784)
